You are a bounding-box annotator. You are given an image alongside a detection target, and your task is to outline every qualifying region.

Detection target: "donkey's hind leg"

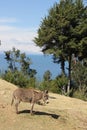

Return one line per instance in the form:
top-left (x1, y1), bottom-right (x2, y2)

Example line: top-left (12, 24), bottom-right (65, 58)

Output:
top-left (15, 100), bottom-right (20, 114)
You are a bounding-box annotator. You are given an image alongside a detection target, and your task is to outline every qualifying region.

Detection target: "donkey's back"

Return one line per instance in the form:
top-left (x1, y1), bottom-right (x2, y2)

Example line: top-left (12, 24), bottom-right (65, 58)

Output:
top-left (12, 88), bottom-right (34, 103)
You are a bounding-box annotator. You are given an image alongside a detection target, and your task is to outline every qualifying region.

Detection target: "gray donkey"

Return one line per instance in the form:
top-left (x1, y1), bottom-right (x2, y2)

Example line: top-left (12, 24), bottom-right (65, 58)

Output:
top-left (11, 88), bottom-right (49, 114)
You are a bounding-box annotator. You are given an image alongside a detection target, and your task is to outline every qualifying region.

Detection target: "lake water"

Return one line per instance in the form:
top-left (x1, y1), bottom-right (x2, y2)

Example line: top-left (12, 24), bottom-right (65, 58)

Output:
top-left (0, 53), bottom-right (67, 80)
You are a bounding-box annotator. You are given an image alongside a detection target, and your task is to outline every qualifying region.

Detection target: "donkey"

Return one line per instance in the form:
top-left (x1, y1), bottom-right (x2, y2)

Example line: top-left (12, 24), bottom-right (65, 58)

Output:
top-left (11, 88), bottom-right (49, 114)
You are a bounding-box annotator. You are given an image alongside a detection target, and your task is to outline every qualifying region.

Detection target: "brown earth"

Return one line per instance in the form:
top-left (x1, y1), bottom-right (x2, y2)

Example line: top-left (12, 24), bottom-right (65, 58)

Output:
top-left (0, 78), bottom-right (87, 130)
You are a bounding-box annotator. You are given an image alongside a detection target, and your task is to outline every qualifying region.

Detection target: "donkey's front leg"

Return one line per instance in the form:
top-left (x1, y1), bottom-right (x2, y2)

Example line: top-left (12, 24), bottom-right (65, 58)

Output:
top-left (30, 103), bottom-right (34, 115)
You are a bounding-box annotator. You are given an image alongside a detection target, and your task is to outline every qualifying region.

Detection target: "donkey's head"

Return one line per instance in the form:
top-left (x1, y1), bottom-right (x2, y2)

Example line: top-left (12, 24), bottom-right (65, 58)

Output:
top-left (42, 90), bottom-right (49, 104)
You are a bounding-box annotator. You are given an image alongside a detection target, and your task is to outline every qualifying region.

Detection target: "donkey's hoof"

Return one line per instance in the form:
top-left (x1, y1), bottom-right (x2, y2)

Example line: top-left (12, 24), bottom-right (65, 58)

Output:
top-left (16, 111), bottom-right (20, 114)
top-left (30, 111), bottom-right (35, 115)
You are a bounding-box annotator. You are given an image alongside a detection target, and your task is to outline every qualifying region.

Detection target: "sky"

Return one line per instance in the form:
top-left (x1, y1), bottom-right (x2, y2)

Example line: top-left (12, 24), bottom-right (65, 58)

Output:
top-left (0, 0), bottom-right (59, 54)
top-left (0, 0), bottom-right (87, 54)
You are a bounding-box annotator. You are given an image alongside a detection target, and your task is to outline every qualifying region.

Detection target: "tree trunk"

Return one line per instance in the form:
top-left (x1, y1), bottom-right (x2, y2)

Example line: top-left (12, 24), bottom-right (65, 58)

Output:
top-left (67, 55), bottom-right (72, 93)
top-left (61, 60), bottom-right (65, 75)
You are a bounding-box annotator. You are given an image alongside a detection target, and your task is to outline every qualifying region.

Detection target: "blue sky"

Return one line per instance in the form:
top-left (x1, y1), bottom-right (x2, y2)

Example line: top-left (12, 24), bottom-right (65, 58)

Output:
top-left (0, 0), bottom-right (86, 54)
top-left (0, 0), bottom-right (59, 54)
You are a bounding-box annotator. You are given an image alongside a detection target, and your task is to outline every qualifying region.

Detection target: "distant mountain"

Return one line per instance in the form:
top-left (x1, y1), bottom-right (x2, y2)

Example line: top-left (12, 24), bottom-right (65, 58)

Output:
top-left (0, 53), bottom-right (67, 80)
top-left (29, 54), bottom-right (61, 80)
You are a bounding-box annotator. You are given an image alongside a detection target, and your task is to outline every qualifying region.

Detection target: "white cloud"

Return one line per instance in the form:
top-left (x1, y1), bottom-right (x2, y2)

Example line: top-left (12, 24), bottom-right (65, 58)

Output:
top-left (0, 26), bottom-right (36, 41)
top-left (0, 19), bottom-right (42, 54)
top-left (0, 25), bottom-right (15, 31)
top-left (0, 41), bottom-right (42, 54)
top-left (0, 18), bottom-right (17, 23)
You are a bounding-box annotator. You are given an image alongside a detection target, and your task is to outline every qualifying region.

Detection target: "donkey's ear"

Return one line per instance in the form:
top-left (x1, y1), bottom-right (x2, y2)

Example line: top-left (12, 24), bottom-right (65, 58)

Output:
top-left (45, 90), bottom-right (48, 94)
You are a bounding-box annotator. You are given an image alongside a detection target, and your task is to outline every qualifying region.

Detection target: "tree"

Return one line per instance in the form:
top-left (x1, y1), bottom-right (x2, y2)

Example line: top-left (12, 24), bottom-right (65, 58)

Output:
top-left (71, 59), bottom-right (87, 100)
top-left (20, 53), bottom-right (31, 75)
top-left (5, 47), bottom-right (20, 72)
top-left (34, 0), bottom-right (87, 93)
top-left (72, 60), bottom-right (87, 91)
top-left (43, 70), bottom-right (52, 81)
top-left (3, 48), bottom-right (37, 87)
top-left (40, 70), bottom-right (52, 90)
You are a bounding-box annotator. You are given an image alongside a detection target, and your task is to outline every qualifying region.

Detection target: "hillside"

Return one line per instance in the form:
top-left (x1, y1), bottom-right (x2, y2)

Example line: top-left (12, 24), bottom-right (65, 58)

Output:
top-left (0, 79), bottom-right (87, 130)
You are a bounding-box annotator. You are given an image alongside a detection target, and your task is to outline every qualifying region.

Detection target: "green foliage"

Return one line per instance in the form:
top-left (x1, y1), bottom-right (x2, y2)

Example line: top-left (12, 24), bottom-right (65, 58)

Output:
top-left (4, 47), bottom-right (20, 71)
top-left (39, 72), bottom-right (68, 94)
top-left (39, 70), bottom-right (52, 91)
top-left (34, 0), bottom-right (87, 93)
top-left (56, 74), bottom-right (68, 89)
top-left (20, 53), bottom-right (32, 75)
top-left (72, 90), bottom-right (87, 101)
top-left (2, 71), bottom-right (29, 87)
top-left (40, 80), bottom-right (51, 91)
top-left (72, 61), bottom-right (87, 88)
top-left (43, 70), bottom-right (52, 81)
top-left (2, 48), bottom-right (37, 88)
top-left (28, 77), bottom-right (36, 88)
top-left (50, 79), bottom-right (61, 93)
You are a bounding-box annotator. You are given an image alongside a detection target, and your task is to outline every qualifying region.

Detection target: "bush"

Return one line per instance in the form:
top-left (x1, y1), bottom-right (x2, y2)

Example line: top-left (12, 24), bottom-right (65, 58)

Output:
top-left (39, 73), bottom-right (68, 94)
top-left (50, 80), bottom-right (61, 93)
top-left (72, 89), bottom-right (87, 101)
top-left (2, 70), bottom-right (29, 87)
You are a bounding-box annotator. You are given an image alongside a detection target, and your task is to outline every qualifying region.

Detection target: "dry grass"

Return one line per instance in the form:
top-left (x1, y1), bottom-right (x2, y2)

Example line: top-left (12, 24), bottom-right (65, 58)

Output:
top-left (0, 79), bottom-right (87, 130)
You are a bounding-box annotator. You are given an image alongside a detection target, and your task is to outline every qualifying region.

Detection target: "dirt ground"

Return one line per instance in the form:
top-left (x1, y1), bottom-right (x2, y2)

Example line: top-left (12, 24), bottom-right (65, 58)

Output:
top-left (0, 79), bottom-right (87, 130)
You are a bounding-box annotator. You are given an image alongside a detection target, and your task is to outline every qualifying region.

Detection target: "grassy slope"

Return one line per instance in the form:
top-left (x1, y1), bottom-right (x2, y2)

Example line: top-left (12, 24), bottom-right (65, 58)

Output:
top-left (0, 79), bottom-right (87, 130)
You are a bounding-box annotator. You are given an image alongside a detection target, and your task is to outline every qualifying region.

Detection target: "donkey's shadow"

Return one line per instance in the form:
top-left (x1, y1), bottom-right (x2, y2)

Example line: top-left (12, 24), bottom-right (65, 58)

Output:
top-left (19, 110), bottom-right (59, 119)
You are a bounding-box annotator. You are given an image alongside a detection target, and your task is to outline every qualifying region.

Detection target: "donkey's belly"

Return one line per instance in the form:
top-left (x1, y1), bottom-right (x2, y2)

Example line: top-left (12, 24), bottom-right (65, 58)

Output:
top-left (21, 97), bottom-right (32, 102)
